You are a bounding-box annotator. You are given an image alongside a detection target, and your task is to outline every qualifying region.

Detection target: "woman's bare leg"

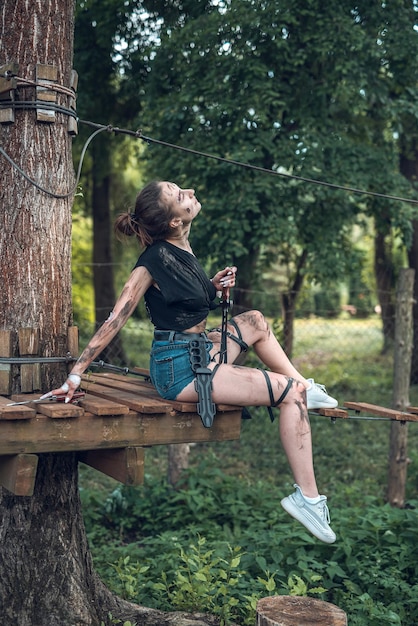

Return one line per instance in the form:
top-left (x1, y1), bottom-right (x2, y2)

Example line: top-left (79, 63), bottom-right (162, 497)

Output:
top-left (176, 364), bottom-right (319, 497)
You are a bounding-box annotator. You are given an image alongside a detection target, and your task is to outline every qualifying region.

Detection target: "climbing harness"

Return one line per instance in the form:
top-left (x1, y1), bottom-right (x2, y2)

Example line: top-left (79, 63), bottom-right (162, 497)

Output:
top-left (260, 369), bottom-right (294, 422)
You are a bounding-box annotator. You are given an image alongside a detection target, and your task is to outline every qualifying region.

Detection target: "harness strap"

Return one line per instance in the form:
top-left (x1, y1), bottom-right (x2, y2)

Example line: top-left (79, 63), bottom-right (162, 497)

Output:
top-left (210, 318), bottom-right (249, 354)
top-left (259, 369), bottom-right (294, 422)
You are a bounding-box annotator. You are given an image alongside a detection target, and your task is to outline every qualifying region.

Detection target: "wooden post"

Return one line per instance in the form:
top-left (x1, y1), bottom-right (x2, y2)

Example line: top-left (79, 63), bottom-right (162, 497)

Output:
top-left (256, 596), bottom-right (347, 626)
top-left (67, 326), bottom-right (79, 361)
top-left (387, 268), bottom-right (415, 507)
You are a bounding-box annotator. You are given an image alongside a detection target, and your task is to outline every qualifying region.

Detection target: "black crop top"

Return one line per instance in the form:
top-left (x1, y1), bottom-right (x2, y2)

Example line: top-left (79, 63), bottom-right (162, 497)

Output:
top-left (134, 241), bottom-right (217, 331)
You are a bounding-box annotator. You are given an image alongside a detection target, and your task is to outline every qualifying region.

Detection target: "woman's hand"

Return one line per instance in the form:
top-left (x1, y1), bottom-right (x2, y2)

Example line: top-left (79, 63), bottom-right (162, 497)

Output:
top-left (211, 266), bottom-right (237, 292)
top-left (39, 373), bottom-right (81, 404)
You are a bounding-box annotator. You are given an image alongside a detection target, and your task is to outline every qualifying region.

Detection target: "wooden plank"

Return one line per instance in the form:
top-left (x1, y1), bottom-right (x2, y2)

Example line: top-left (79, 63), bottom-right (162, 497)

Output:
top-left (83, 372), bottom-right (241, 413)
top-left (0, 409), bottom-right (242, 455)
top-left (81, 379), bottom-right (171, 414)
top-left (0, 454), bottom-right (38, 496)
top-left (0, 395), bottom-right (36, 420)
top-left (79, 394), bottom-right (130, 416)
top-left (18, 328), bottom-right (41, 392)
top-left (6, 393), bottom-right (84, 419)
top-left (344, 401), bottom-right (418, 422)
top-left (67, 326), bottom-right (79, 361)
top-left (36, 403), bottom-right (84, 419)
top-left (36, 64), bottom-right (57, 122)
top-left (79, 447), bottom-right (144, 485)
top-left (0, 329), bottom-right (13, 395)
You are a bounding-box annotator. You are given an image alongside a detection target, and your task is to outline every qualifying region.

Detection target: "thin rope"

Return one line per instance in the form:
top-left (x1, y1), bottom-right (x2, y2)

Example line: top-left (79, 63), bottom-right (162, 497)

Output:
top-left (0, 125), bottom-right (109, 199)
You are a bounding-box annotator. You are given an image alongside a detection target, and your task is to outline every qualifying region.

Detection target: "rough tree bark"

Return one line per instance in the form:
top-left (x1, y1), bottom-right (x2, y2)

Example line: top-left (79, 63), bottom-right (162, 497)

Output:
top-left (0, 2), bottom-right (222, 624)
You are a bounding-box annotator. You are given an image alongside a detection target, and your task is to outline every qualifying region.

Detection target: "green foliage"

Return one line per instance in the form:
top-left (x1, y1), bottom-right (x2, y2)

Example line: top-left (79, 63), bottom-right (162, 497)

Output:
top-left (71, 205), bottom-right (95, 328)
top-left (138, 0), bottom-right (418, 302)
top-left (83, 468), bottom-right (418, 626)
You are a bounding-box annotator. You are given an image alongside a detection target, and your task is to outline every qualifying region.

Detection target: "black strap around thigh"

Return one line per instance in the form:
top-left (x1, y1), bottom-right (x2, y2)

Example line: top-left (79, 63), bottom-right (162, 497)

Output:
top-left (259, 369), bottom-right (294, 422)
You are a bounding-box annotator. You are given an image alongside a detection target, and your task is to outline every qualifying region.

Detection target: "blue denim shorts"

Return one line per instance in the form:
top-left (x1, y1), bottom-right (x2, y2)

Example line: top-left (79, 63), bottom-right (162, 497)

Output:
top-left (150, 338), bottom-right (213, 400)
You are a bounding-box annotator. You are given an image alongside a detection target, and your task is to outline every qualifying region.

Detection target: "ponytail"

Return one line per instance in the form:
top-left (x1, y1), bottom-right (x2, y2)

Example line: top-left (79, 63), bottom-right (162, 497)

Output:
top-left (114, 181), bottom-right (174, 248)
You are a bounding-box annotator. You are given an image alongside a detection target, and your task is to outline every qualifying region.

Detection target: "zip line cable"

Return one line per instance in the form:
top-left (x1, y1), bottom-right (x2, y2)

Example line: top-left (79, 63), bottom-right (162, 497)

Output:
top-left (79, 119), bottom-right (418, 205)
top-left (1, 95), bottom-right (418, 205)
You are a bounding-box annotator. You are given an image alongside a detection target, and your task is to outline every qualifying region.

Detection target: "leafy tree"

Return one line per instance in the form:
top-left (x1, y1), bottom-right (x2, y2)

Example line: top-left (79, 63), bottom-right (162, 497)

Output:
top-left (137, 0), bottom-right (418, 353)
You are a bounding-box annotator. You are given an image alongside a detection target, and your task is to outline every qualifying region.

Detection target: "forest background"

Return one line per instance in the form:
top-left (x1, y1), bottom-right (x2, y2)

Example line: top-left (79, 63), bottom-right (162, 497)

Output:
top-left (69, 1), bottom-right (418, 625)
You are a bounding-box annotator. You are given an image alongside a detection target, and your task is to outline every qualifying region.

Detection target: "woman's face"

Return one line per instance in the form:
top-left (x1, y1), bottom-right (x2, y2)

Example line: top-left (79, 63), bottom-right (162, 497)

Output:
top-left (160, 181), bottom-right (201, 224)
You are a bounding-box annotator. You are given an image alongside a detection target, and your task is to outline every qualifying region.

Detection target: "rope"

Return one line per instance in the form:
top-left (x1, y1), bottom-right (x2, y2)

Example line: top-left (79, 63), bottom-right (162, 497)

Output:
top-left (0, 124), bottom-right (109, 199)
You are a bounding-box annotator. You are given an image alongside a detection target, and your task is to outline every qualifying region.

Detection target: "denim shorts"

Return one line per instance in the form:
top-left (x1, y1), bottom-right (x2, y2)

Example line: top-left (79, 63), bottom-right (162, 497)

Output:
top-left (150, 338), bottom-right (213, 400)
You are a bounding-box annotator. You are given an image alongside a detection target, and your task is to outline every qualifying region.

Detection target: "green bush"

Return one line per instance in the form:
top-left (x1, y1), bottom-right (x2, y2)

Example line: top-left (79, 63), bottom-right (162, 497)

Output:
top-left (81, 466), bottom-right (418, 626)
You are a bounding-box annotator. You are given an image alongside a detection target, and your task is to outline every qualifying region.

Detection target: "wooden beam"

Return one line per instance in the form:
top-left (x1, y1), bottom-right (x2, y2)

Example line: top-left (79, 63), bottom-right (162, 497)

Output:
top-left (0, 454), bottom-right (38, 496)
top-left (79, 447), bottom-right (144, 486)
top-left (0, 407), bottom-right (242, 455)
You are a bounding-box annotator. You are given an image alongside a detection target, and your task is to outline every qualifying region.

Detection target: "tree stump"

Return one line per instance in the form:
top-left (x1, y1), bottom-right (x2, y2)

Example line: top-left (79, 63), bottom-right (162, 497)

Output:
top-left (256, 596), bottom-right (347, 626)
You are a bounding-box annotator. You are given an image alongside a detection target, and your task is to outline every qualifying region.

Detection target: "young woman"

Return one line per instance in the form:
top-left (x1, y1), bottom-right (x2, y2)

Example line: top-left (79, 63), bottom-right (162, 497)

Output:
top-left (43, 181), bottom-right (338, 543)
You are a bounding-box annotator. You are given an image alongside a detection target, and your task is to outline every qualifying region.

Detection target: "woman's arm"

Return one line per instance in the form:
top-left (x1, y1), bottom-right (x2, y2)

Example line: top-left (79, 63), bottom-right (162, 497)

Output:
top-left (43, 265), bottom-right (153, 402)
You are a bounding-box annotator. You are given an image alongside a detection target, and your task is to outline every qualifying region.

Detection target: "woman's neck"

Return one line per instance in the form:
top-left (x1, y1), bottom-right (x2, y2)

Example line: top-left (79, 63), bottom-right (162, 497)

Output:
top-left (165, 226), bottom-right (194, 253)
top-left (164, 235), bottom-right (194, 254)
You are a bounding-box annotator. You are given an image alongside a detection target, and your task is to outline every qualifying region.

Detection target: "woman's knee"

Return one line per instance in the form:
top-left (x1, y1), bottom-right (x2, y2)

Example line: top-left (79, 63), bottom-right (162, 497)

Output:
top-left (235, 309), bottom-right (269, 333)
top-left (282, 378), bottom-right (307, 406)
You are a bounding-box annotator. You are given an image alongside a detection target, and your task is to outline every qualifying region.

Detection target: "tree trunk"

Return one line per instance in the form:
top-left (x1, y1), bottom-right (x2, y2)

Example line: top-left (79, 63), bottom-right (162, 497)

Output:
top-left (256, 596), bottom-right (347, 626)
top-left (168, 443), bottom-right (190, 488)
top-left (0, 3), bottom-right (220, 625)
top-left (281, 249), bottom-right (308, 357)
top-left (387, 268), bottom-right (414, 507)
top-left (0, 0), bottom-right (74, 392)
top-left (400, 134), bottom-right (418, 384)
top-left (374, 229), bottom-right (395, 354)
top-left (92, 152), bottom-right (127, 365)
top-left (407, 220), bottom-right (418, 383)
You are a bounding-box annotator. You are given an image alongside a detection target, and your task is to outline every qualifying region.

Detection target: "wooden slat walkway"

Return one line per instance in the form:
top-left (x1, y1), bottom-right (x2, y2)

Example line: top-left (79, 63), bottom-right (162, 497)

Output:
top-left (0, 372), bottom-right (242, 496)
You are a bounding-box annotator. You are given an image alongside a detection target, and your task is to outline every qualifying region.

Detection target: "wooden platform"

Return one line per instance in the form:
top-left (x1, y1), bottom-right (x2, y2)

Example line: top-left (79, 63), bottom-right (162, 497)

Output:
top-left (2, 369), bottom-right (418, 497)
top-left (0, 371), bottom-right (242, 496)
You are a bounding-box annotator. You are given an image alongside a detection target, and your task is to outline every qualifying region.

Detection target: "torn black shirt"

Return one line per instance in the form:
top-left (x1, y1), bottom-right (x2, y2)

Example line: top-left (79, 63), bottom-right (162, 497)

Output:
top-left (134, 241), bottom-right (217, 331)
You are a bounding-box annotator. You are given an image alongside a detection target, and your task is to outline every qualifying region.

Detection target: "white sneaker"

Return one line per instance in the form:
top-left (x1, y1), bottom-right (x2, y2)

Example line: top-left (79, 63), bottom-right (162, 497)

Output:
top-left (306, 378), bottom-right (338, 409)
top-left (281, 484), bottom-right (336, 544)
